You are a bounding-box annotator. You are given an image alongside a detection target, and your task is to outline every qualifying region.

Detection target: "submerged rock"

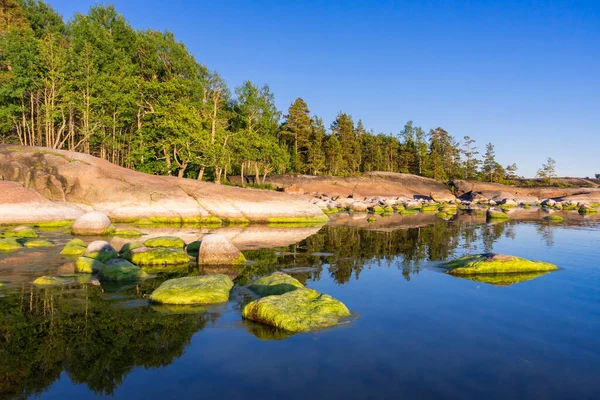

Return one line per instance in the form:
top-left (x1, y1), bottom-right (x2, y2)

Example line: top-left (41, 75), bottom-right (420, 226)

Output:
top-left (83, 240), bottom-right (118, 263)
top-left (144, 236), bottom-right (185, 249)
top-left (23, 239), bottom-right (55, 248)
top-left (149, 275), bottom-right (234, 305)
top-left (114, 229), bottom-right (144, 238)
top-left (242, 288), bottom-right (351, 332)
top-left (75, 257), bottom-right (106, 273)
top-left (198, 234), bottom-right (246, 265)
top-left (249, 272), bottom-right (304, 297)
top-left (97, 259), bottom-right (147, 281)
top-left (5, 226), bottom-right (38, 238)
top-left (442, 253), bottom-right (558, 275)
top-left (0, 238), bottom-right (23, 251)
top-left (33, 275), bottom-right (75, 286)
top-left (71, 211), bottom-right (114, 235)
top-left (124, 246), bottom-right (189, 266)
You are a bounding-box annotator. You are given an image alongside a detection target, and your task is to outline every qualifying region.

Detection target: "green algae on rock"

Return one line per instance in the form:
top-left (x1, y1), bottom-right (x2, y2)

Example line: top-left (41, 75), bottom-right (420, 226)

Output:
top-left (144, 236), bottom-right (185, 249)
top-left (0, 238), bottom-right (24, 251)
top-left (186, 240), bottom-right (201, 255)
top-left (249, 272), bottom-right (304, 297)
top-left (241, 288), bottom-right (351, 332)
top-left (60, 239), bottom-right (87, 255)
top-left (5, 226), bottom-right (38, 238)
top-left (119, 241), bottom-right (144, 256)
top-left (149, 275), bottom-right (234, 305)
top-left (75, 257), bottom-right (106, 273)
top-left (97, 259), bottom-right (147, 281)
top-left (544, 215), bottom-right (564, 222)
top-left (22, 239), bottom-right (55, 248)
top-left (124, 246), bottom-right (190, 266)
top-left (486, 208), bottom-right (509, 221)
top-left (83, 240), bottom-right (118, 263)
top-left (33, 276), bottom-right (75, 286)
top-left (442, 253), bottom-right (558, 275)
top-left (114, 229), bottom-right (144, 238)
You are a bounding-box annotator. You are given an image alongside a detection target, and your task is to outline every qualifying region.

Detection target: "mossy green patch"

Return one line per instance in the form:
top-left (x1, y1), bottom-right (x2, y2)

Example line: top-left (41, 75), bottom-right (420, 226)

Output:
top-left (5, 227), bottom-right (37, 238)
top-left (400, 209), bottom-right (419, 216)
top-left (442, 253), bottom-right (558, 275)
top-left (248, 273), bottom-right (304, 297)
top-left (97, 259), bottom-right (147, 282)
top-left (144, 236), bottom-right (185, 249)
top-left (544, 215), bottom-right (564, 222)
top-left (186, 240), bottom-right (201, 255)
top-left (22, 239), bottom-right (55, 248)
top-left (0, 238), bottom-right (23, 251)
top-left (242, 288), bottom-right (351, 332)
top-left (134, 216), bottom-right (223, 225)
top-left (487, 210), bottom-right (509, 220)
top-left (125, 247), bottom-right (190, 266)
top-left (114, 229), bottom-right (144, 238)
top-left (75, 257), bottom-right (105, 273)
top-left (367, 217), bottom-right (376, 223)
top-left (60, 239), bottom-right (87, 256)
top-left (370, 206), bottom-right (385, 214)
top-left (33, 276), bottom-right (75, 286)
top-left (84, 248), bottom-right (118, 263)
top-left (149, 275), bottom-right (234, 305)
top-left (224, 217), bottom-right (251, 224)
top-left (34, 220), bottom-right (74, 228)
top-left (119, 241), bottom-right (144, 257)
top-left (420, 205), bottom-right (438, 213)
top-left (266, 215), bottom-right (329, 224)
top-left (456, 271), bottom-right (552, 286)
top-left (579, 207), bottom-right (598, 215)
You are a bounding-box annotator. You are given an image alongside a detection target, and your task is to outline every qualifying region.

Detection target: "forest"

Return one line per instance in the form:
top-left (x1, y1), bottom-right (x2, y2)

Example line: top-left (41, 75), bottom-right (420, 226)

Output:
top-left (0, 0), bottom-right (519, 184)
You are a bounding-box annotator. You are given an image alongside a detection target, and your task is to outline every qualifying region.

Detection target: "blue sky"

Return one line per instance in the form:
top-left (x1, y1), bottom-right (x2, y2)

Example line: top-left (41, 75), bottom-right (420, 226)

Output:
top-left (47, 0), bottom-right (600, 177)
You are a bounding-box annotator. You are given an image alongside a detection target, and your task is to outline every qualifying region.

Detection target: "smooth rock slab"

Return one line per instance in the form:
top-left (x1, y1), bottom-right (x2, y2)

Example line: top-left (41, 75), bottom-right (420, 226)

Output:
top-left (242, 288), bottom-right (351, 332)
top-left (83, 240), bottom-right (118, 263)
top-left (442, 253), bottom-right (559, 275)
top-left (72, 211), bottom-right (114, 235)
top-left (60, 239), bottom-right (87, 255)
top-left (198, 234), bottom-right (246, 265)
top-left (125, 246), bottom-right (189, 266)
top-left (97, 259), bottom-right (147, 281)
top-left (0, 238), bottom-right (23, 251)
top-left (249, 272), bottom-right (304, 297)
top-left (150, 275), bottom-right (234, 305)
top-left (144, 236), bottom-right (185, 249)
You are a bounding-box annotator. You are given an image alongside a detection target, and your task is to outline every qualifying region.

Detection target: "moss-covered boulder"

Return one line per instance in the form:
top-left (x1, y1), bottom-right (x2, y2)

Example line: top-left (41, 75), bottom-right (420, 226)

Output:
top-left (124, 246), bottom-right (189, 266)
top-left (118, 241), bottom-right (144, 256)
top-left (486, 208), bottom-right (509, 221)
top-left (75, 257), bottom-right (105, 273)
top-left (60, 239), bottom-right (87, 255)
top-left (83, 240), bottom-right (118, 262)
top-left (242, 288), bottom-right (351, 332)
top-left (22, 239), bottom-right (55, 248)
top-left (5, 226), bottom-right (37, 238)
top-left (114, 229), bottom-right (144, 238)
top-left (400, 209), bottom-right (419, 216)
top-left (144, 236), bottom-right (185, 249)
top-left (149, 275), bottom-right (234, 305)
top-left (0, 238), bottom-right (23, 251)
top-left (579, 206), bottom-right (598, 215)
top-left (97, 259), bottom-right (147, 281)
top-left (198, 234), bottom-right (245, 265)
top-left (249, 272), bottom-right (304, 297)
top-left (442, 253), bottom-right (558, 275)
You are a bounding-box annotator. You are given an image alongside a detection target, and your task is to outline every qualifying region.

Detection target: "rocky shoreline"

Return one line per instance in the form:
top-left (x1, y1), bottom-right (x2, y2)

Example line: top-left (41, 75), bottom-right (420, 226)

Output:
top-left (1, 145), bottom-right (599, 225)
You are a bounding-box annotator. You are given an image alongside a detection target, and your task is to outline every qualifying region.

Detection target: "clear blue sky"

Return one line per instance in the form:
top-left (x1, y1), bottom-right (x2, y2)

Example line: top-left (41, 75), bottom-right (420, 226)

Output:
top-left (47, 0), bottom-right (600, 178)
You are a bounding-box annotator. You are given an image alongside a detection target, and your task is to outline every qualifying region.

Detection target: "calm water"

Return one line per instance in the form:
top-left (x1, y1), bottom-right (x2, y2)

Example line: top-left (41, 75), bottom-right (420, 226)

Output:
top-left (1, 212), bottom-right (600, 399)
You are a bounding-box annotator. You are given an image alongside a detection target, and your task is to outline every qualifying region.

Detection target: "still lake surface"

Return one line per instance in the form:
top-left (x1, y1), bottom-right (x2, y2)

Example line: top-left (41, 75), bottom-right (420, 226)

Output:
top-left (1, 211), bottom-right (600, 399)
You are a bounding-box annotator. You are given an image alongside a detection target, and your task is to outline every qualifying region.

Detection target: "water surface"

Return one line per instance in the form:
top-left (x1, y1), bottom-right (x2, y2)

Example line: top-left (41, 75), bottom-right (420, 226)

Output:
top-left (1, 212), bottom-right (600, 399)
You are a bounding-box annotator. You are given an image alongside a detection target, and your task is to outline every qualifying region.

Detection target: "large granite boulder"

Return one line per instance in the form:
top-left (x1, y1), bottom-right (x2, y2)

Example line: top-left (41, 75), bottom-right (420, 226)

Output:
top-left (72, 211), bottom-right (114, 235)
top-left (242, 288), bottom-right (351, 332)
top-left (198, 234), bottom-right (246, 265)
top-left (149, 275), bottom-right (234, 305)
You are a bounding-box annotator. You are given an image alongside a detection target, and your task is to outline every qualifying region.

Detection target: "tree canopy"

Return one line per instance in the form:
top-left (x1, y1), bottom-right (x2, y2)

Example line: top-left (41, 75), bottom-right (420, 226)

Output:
top-left (0, 0), bottom-right (519, 183)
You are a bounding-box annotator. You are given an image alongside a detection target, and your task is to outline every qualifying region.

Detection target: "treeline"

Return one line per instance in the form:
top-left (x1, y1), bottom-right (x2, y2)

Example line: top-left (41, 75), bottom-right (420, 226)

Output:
top-left (0, 0), bottom-right (518, 183)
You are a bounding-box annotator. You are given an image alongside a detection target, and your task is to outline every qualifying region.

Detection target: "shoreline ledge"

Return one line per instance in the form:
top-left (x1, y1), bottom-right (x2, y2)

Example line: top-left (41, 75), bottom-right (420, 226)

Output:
top-left (0, 146), bottom-right (328, 226)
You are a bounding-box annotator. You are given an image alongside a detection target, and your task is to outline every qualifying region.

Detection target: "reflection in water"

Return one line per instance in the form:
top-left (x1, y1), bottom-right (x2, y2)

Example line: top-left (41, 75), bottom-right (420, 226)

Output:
top-left (452, 271), bottom-right (552, 286)
top-left (0, 283), bottom-right (219, 398)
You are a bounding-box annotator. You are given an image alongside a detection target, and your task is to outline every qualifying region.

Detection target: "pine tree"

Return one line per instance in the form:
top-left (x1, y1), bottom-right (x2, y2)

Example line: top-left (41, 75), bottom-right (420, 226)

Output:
top-left (282, 97), bottom-right (311, 173)
top-left (482, 143), bottom-right (498, 182)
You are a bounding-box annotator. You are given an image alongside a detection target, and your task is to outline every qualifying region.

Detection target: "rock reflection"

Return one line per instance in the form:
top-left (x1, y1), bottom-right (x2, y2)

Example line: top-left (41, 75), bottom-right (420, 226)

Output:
top-left (452, 271), bottom-right (552, 286)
